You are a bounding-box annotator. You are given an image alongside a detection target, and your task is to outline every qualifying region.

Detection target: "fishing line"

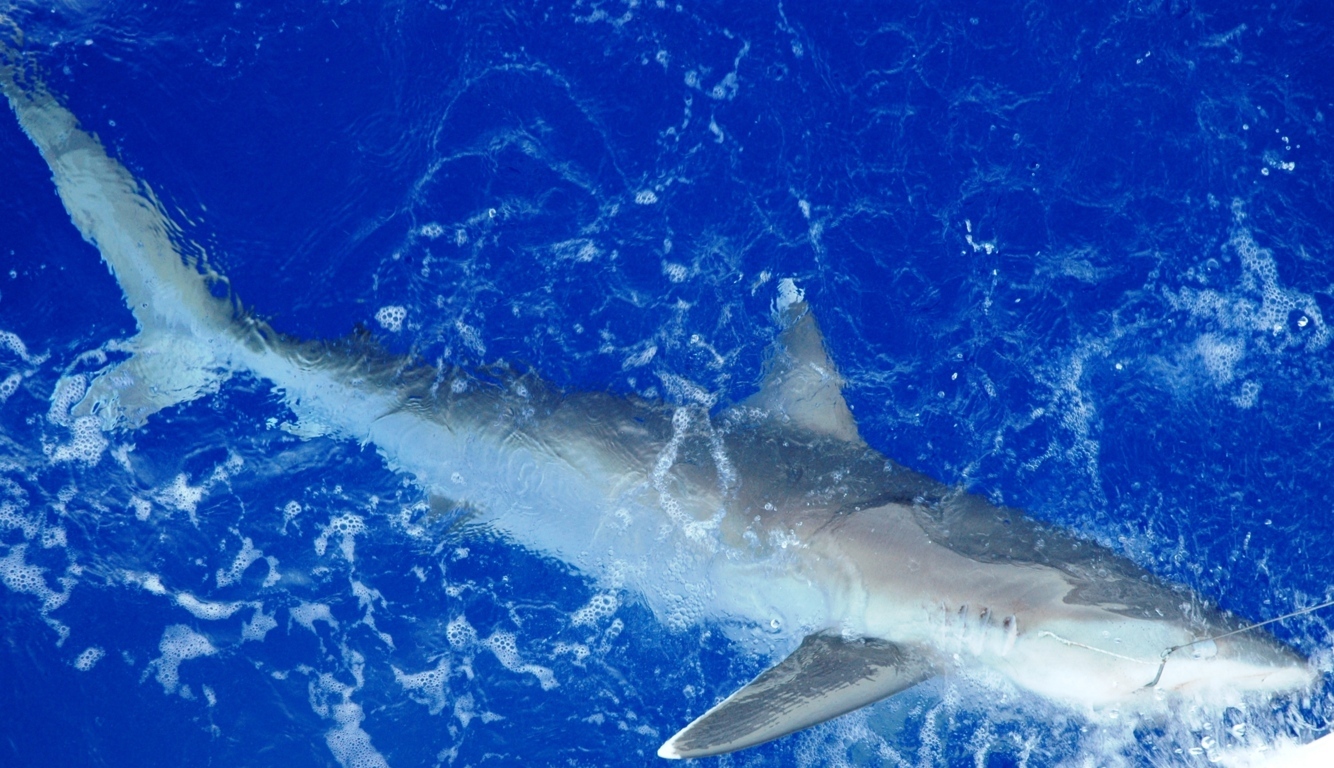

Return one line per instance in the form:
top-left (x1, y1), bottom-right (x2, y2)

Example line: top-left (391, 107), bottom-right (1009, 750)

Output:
top-left (1145, 597), bottom-right (1334, 688)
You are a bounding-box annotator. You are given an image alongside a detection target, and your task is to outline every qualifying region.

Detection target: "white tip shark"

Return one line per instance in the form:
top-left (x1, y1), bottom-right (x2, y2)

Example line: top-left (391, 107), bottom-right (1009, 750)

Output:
top-left (0, 28), bottom-right (1316, 761)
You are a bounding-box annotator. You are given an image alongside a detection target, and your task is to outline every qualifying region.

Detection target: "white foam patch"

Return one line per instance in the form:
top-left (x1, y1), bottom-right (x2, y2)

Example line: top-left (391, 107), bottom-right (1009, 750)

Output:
top-left (450, 693), bottom-right (503, 728)
top-left (0, 543), bottom-right (71, 615)
top-left (48, 416), bottom-right (108, 466)
top-left (351, 580), bottom-right (394, 648)
top-left (1195, 333), bottom-right (1245, 384)
top-left (242, 606), bottom-right (278, 642)
top-left (314, 514), bottom-right (366, 561)
top-left (150, 624), bottom-right (216, 694)
top-left (291, 602), bottom-right (339, 633)
top-left (128, 496), bottom-right (152, 521)
top-left (571, 593), bottom-right (619, 627)
top-left (634, 190), bottom-right (658, 204)
top-left (374, 305), bottom-right (406, 333)
top-left (550, 238), bottom-right (600, 262)
top-left (324, 700), bottom-right (389, 768)
top-left (483, 631), bottom-right (558, 690)
top-left (154, 474), bottom-right (205, 523)
top-left (281, 500), bottom-right (302, 533)
top-left (393, 658), bottom-right (451, 714)
top-left (73, 646), bottom-right (104, 671)
top-left (123, 571), bottom-right (167, 598)
top-left (47, 375), bottom-right (86, 426)
top-left (0, 330), bottom-right (36, 363)
top-left (261, 556), bottom-right (281, 588)
top-left (0, 500), bottom-right (39, 539)
top-left (216, 536), bottom-right (262, 587)
top-left (0, 372), bottom-right (21, 404)
top-left (1168, 214), bottom-right (1329, 401)
top-left (552, 642), bottom-right (590, 662)
top-left (662, 261), bottom-right (688, 283)
top-left (40, 525), bottom-right (66, 549)
top-left (175, 593), bottom-right (249, 620)
top-left (445, 615), bottom-right (477, 648)
top-left (310, 673), bottom-right (390, 768)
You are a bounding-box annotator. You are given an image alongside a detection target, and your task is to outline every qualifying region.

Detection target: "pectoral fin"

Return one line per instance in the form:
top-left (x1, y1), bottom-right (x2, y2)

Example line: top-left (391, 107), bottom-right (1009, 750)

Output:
top-left (658, 633), bottom-right (934, 759)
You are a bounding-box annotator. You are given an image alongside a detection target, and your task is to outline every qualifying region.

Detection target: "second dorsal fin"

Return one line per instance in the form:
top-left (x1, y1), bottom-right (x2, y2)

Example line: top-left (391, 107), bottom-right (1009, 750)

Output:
top-left (742, 279), bottom-right (862, 444)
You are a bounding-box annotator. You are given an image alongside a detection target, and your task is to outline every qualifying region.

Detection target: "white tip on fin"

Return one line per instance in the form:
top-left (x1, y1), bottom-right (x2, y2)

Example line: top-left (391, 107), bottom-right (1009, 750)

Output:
top-left (741, 279), bottom-right (862, 444)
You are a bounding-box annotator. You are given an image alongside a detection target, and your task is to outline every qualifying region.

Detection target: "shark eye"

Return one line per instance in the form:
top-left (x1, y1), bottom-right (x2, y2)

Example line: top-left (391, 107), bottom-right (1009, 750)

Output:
top-left (1190, 639), bottom-right (1218, 659)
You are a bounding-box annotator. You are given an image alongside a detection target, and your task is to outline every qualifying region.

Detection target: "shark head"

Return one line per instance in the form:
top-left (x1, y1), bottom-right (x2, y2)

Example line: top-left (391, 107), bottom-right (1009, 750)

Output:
top-left (1147, 623), bottom-right (1314, 700)
top-left (996, 606), bottom-right (1314, 712)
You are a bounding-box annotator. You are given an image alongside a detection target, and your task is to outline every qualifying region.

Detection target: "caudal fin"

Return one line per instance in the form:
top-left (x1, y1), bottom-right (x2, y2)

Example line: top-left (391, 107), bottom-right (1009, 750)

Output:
top-left (2, 30), bottom-right (238, 428)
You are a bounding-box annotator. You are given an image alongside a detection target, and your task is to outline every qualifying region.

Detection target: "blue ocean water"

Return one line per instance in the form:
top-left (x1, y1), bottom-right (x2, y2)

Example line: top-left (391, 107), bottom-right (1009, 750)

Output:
top-left (2, 0), bottom-right (1333, 765)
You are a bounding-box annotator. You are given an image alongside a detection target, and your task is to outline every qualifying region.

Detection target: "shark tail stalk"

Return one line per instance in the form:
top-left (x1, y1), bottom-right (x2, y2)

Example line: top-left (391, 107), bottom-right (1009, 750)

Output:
top-left (2, 20), bottom-right (1325, 764)
top-left (0, 27), bottom-right (255, 431)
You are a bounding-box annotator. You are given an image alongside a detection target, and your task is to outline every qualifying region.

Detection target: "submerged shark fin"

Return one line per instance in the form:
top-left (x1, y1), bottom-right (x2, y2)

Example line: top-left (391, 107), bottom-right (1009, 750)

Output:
top-left (657, 633), bottom-right (934, 759)
top-left (70, 332), bottom-right (231, 430)
top-left (742, 279), bottom-right (861, 444)
top-left (3, 41), bottom-right (240, 429)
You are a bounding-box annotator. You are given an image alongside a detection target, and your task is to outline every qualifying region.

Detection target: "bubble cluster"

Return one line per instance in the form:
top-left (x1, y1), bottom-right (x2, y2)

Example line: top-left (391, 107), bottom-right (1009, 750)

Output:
top-left (1168, 218), bottom-right (1329, 404)
top-left (445, 615), bottom-right (477, 648)
top-left (314, 514), bottom-right (366, 561)
top-left (324, 700), bottom-right (390, 768)
top-left (46, 375), bottom-right (86, 425)
top-left (154, 474), bottom-right (206, 521)
top-left (48, 416), bottom-right (108, 466)
top-left (483, 631), bottom-right (558, 690)
top-left (281, 500), bottom-right (302, 532)
top-left (0, 330), bottom-right (34, 362)
top-left (662, 261), bottom-right (688, 283)
top-left (73, 646), bottom-right (104, 671)
top-left (374, 305), bottom-right (406, 333)
top-left (1195, 333), bottom-right (1245, 385)
top-left (216, 536), bottom-right (262, 587)
top-left (0, 544), bottom-right (63, 611)
top-left (0, 500), bottom-right (39, 539)
top-left (552, 642), bottom-right (590, 662)
top-left (0, 372), bottom-right (20, 404)
top-left (290, 602), bottom-right (339, 633)
top-left (40, 525), bottom-right (66, 549)
top-left (150, 624), bottom-right (216, 694)
top-left (241, 607), bottom-right (277, 642)
top-left (571, 593), bottom-right (619, 627)
top-left (175, 593), bottom-right (248, 620)
top-left (393, 658), bottom-right (451, 714)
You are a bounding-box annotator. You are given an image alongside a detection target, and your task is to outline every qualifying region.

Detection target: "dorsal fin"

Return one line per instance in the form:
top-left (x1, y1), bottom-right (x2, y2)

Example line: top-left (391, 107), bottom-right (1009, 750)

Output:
top-left (741, 279), bottom-right (862, 444)
top-left (657, 633), bottom-right (935, 758)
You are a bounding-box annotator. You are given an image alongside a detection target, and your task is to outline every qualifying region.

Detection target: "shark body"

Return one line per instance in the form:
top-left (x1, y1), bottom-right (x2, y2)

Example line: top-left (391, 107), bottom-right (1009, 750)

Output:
top-left (0, 34), bottom-right (1314, 760)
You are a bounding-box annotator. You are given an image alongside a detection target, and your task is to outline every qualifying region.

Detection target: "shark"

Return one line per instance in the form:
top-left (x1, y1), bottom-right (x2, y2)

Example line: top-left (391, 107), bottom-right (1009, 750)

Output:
top-left (0, 30), bottom-right (1316, 761)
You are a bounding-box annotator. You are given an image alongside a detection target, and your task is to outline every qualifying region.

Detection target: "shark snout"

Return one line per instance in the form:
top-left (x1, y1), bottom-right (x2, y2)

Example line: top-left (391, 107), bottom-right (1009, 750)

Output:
top-left (1163, 632), bottom-right (1314, 697)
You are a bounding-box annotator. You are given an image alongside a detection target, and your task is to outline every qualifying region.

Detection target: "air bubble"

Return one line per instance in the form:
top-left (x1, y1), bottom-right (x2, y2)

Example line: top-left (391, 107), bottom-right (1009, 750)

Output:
top-left (374, 306), bottom-right (406, 333)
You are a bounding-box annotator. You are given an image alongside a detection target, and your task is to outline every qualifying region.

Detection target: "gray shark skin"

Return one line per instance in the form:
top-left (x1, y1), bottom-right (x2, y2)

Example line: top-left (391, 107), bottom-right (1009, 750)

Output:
top-left (0, 31), bottom-right (1315, 762)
